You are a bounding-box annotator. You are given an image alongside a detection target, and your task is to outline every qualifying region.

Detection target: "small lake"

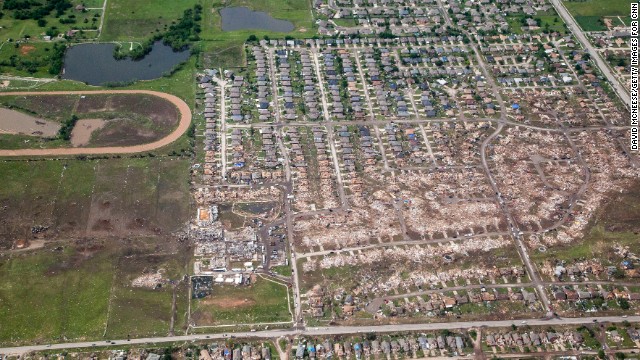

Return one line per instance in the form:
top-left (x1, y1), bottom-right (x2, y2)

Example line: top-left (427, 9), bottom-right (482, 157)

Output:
top-left (62, 42), bottom-right (190, 86)
top-left (220, 7), bottom-right (294, 32)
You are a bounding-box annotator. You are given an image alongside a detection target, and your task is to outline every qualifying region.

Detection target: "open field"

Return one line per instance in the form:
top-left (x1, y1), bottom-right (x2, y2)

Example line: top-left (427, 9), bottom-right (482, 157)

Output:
top-left (563, 0), bottom-right (633, 31)
top-left (0, 239), bottom-right (192, 345)
top-left (104, 252), bottom-right (190, 339)
top-left (0, 157), bottom-right (191, 250)
top-left (100, 0), bottom-right (201, 41)
top-left (0, 245), bottom-right (113, 344)
top-left (563, 0), bottom-right (633, 17)
top-left (190, 278), bottom-right (291, 326)
top-left (0, 154), bottom-right (192, 345)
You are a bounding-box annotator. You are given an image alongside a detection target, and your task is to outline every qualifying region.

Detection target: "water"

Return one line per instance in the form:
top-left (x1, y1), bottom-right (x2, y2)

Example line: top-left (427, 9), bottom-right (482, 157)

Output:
top-left (62, 42), bottom-right (190, 86)
top-left (220, 7), bottom-right (294, 32)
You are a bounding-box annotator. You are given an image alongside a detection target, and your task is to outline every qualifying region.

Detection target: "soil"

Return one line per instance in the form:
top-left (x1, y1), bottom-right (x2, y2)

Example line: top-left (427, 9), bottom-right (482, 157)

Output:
top-left (70, 118), bottom-right (106, 147)
top-left (200, 296), bottom-right (257, 308)
top-left (19, 45), bottom-right (35, 56)
top-left (0, 108), bottom-right (60, 137)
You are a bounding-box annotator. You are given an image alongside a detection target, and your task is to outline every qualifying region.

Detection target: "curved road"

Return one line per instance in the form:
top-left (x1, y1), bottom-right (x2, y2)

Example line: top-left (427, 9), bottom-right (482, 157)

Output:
top-left (0, 90), bottom-right (191, 157)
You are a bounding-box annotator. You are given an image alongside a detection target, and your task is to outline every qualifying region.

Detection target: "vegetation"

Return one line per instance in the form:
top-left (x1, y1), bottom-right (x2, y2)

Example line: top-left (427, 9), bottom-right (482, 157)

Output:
top-left (0, 41), bottom-right (67, 76)
top-left (564, 0), bottom-right (633, 31)
top-left (57, 114), bottom-right (78, 140)
top-left (4, 0), bottom-right (72, 20)
top-left (113, 5), bottom-right (202, 60)
top-left (191, 278), bottom-right (291, 325)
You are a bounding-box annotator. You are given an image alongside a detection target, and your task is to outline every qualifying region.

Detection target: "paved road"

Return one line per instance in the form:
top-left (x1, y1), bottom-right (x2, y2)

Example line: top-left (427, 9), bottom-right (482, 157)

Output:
top-left (1, 316), bottom-right (638, 355)
top-left (0, 90), bottom-right (191, 157)
top-left (550, 0), bottom-right (630, 108)
top-left (214, 77), bottom-right (228, 179)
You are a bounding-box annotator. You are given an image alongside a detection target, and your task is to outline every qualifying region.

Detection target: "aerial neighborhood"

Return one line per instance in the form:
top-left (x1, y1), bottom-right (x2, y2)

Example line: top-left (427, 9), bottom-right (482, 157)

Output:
top-left (0, 0), bottom-right (637, 358)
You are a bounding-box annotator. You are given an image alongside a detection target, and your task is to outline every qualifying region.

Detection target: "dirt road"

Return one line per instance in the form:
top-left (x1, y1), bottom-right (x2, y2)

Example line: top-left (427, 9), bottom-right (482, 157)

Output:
top-left (0, 90), bottom-right (191, 157)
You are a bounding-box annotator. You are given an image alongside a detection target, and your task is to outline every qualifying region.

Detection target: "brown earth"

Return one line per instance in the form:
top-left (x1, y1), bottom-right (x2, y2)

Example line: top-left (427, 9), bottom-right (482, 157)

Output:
top-left (200, 296), bottom-right (257, 308)
top-left (70, 119), bottom-right (106, 147)
top-left (0, 108), bottom-right (60, 137)
top-left (19, 45), bottom-right (35, 56)
top-left (0, 90), bottom-right (191, 157)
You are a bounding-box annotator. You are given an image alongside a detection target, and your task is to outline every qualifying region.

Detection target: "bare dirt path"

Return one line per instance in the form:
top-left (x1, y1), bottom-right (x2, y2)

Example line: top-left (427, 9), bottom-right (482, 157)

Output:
top-left (0, 90), bottom-right (191, 157)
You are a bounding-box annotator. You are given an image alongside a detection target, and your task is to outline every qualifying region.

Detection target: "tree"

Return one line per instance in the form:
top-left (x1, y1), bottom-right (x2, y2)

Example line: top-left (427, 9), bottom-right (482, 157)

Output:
top-left (246, 34), bottom-right (257, 42)
top-left (37, 18), bottom-right (46, 27)
top-left (598, 349), bottom-right (606, 359)
top-left (618, 298), bottom-right (630, 310)
top-left (615, 352), bottom-right (626, 360)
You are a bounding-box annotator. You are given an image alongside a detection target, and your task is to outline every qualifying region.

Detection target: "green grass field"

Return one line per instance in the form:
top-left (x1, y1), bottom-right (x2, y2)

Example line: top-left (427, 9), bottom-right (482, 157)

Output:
top-left (0, 247), bottom-right (113, 344)
top-left (564, 0), bottom-right (634, 31)
top-left (191, 278), bottom-right (291, 326)
top-left (100, 0), bottom-right (202, 41)
top-left (564, 0), bottom-right (633, 17)
top-left (574, 16), bottom-right (607, 31)
top-left (0, 155), bottom-right (192, 345)
top-left (0, 245), bottom-right (192, 345)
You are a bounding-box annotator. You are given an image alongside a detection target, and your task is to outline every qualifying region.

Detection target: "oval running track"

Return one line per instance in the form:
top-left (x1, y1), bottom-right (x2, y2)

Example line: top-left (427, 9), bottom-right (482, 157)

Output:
top-left (0, 90), bottom-right (192, 157)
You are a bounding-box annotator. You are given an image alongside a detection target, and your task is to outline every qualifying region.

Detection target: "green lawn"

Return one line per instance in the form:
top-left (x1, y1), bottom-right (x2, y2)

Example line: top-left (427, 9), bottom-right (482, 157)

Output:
top-left (564, 0), bottom-right (634, 31)
top-left (0, 248), bottom-right (113, 345)
top-left (507, 15), bottom-right (567, 34)
top-left (564, 0), bottom-right (634, 17)
top-left (191, 278), bottom-right (291, 325)
top-left (0, 42), bottom-right (65, 78)
top-left (0, 133), bottom-right (68, 150)
top-left (271, 265), bottom-right (292, 277)
top-left (574, 16), bottom-right (608, 31)
top-left (333, 18), bottom-right (359, 27)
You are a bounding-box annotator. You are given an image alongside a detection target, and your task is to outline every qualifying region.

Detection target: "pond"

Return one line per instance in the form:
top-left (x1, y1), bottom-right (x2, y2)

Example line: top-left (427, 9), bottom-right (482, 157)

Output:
top-left (62, 42), bottom-right (190, 86)
top-left (220, 7), bottom-right (294, 32)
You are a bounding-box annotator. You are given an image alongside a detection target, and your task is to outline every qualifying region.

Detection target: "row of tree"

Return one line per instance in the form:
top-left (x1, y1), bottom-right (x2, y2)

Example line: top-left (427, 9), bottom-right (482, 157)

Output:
top-left (4, 0), bottom-right (73, 20)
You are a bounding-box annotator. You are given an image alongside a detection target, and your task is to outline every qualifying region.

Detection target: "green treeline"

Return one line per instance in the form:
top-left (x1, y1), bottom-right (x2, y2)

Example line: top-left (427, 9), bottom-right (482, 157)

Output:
top-left (113, 5), bottom-right (202, 61)
top-left (58, 114), bottom-right (78, 140)
top-left (3, 0), bottom-right (72, 20)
